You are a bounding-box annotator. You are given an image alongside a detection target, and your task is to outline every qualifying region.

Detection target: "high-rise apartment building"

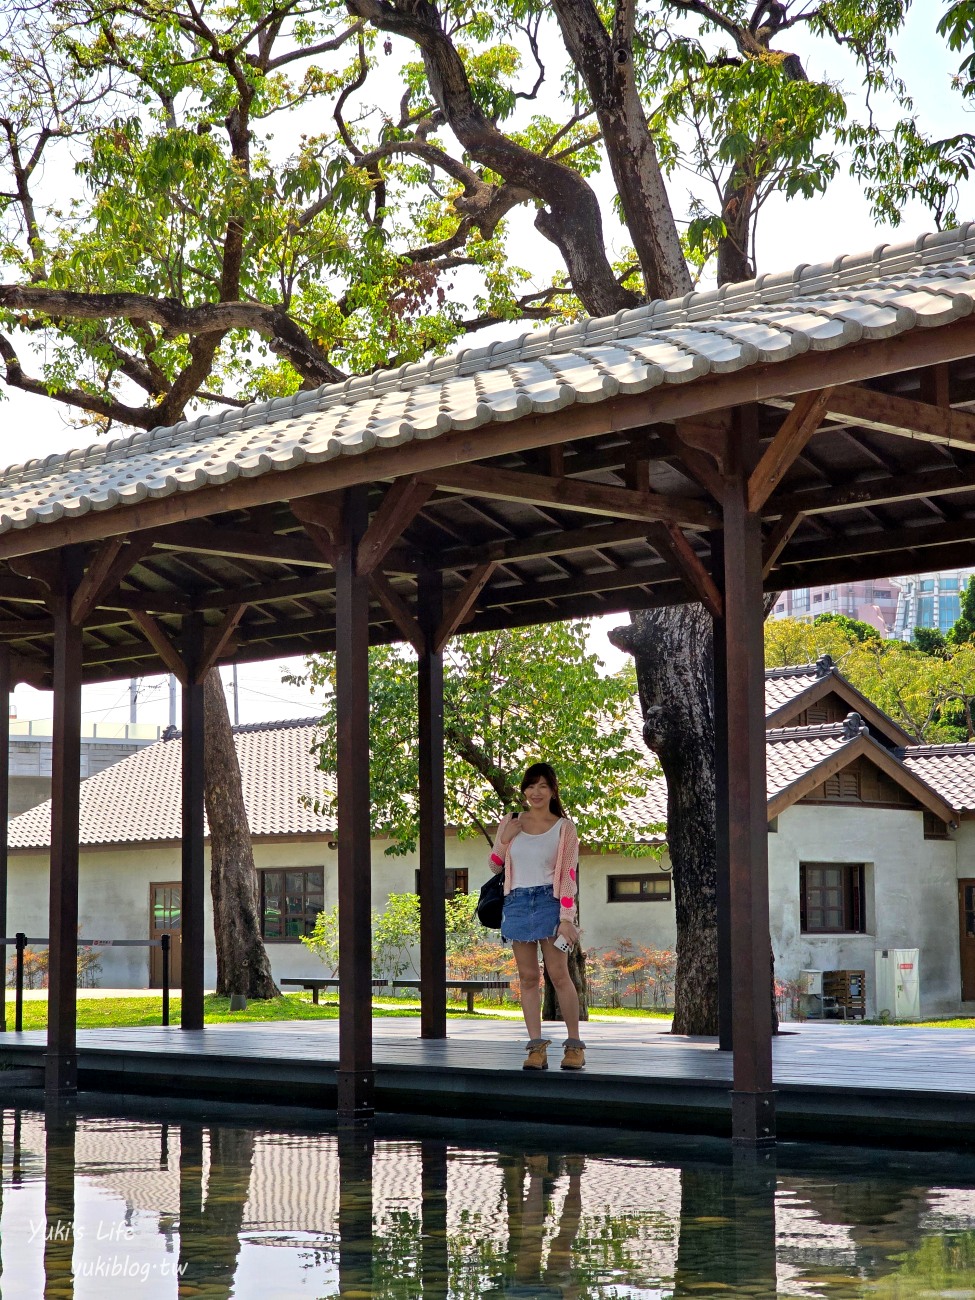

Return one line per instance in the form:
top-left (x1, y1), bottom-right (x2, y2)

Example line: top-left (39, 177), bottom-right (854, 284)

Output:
top-left (768, 580), bottom-right (901, 634)
top-left (891, 570), bottom-right (974, 640)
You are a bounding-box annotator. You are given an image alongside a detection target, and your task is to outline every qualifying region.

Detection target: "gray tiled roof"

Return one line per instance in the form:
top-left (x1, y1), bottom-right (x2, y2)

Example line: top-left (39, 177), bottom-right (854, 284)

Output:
top-left (764, 664), bottom-right (821, 713)
top-left (8, 717), bottom-right (334, 849)
top-left (765, 721), bottom-right (861, 802)
top-left (901, 744), bottom-right (975, 813)
top-left (1, 227), bottom-right (975, 535)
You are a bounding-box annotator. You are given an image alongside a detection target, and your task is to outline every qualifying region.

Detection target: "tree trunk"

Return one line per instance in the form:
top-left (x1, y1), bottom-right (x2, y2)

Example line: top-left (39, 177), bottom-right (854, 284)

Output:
top-left (542, 945), bottom-right (589, 1022)
top-left (203, 669), bottom-right (279, 998)
top-left (611, 605), bottom-right (719, 1034)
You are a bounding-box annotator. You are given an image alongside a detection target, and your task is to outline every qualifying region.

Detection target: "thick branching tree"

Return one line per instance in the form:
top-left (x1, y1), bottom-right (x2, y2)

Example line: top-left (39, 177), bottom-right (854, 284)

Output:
top-left (1, 0), bottom-right (971, 1018)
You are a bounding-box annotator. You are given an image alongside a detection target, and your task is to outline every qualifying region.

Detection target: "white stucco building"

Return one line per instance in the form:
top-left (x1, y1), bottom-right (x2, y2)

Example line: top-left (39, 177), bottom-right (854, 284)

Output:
top-left (7, 656), bottom-right (975, 1017)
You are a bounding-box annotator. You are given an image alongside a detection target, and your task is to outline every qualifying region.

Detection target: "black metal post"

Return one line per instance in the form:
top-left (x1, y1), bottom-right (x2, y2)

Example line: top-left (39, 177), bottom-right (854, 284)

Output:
top-left (15, 930), bottom-right (24, 1032)
top-left (181, 615), bottom-right (206, 1032)
top-left (0, 648), bottom-right (10, 1033)
top-left (161, 933), bottom-right (171, 1027)
top-left (723, 407), bottom-right (775, 1145)
top-left (335, 484), bottom-right (375, 1121)
top-left (417, 569), bottom-right (447, 1039)
top-left (46, 547), bottom-right (84, 1096)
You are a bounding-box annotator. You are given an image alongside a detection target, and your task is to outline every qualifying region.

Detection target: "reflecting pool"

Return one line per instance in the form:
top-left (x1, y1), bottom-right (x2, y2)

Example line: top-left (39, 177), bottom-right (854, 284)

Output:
top-left (1, 1099), bottom-right (975, 1297)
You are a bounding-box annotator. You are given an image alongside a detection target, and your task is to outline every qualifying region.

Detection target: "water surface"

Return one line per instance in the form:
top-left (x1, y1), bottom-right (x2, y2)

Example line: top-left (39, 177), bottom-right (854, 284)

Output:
top-left (1, 1100), bottom-right (974, 1297)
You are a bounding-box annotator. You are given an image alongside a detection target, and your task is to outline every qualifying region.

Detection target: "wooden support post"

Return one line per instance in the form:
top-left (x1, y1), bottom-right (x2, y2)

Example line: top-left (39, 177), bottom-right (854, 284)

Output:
top-left (723, 408), bottom-right (775, 1146)
top-left (417, 569), bottom-right (447, 1039)
top-left (46, 548), bottom-right (84, 1096)
top-left (710, 534), bottom-right (733, 1053)
top-left (180, 613), bottom-right (206, 1032)
top-left (0, 648), bottom-right (9, 1033)
top-left (335, 484), bottom-right (375, 1121)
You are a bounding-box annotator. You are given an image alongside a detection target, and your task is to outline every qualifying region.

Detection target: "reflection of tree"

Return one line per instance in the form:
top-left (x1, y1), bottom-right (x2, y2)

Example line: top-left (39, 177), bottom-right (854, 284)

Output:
top-left (178, 1124), bottom-right (253, 1297)
top-left (674, 1154), bottom-right (777, 1299)
top-left (43, 1102), bottom-right (76, 1300)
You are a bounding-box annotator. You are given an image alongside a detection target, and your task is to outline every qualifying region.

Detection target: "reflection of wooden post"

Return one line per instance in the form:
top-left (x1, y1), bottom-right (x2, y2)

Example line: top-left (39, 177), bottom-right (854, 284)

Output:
top-left (723, 407), bottom-right (774, 1144)
top-left (43, 1102), bottom-right (77, 1295)
top-left (181, 614), bottom-right (206, 1032)
top-left (0, 647), bottom-right (9, 1034)
top-left (338, 1127), bottom-right (374, 1295)
top-left (421, 1140), bottom-right (448, 1299)
top-left (417, 569), bottom-right (447, 1039)
top-left (335, 485), bottom-right (374, 1120)
top-left (47, 549), bottom-right (84, 1095)
top-left (673, 1151), bottom-right (777, 1296)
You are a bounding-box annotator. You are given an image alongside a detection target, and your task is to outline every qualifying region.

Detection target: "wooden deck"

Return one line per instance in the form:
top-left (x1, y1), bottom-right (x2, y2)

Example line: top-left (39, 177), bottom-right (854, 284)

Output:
top-left (2, 1018), bottom-right (974, 1144)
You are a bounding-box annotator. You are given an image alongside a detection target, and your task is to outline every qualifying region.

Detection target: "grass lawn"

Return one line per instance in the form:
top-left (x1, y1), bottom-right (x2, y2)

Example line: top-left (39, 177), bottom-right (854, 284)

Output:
top-left (3, 993), bottom-right (674, 1031)
top-left (7, 992), bottom-right (519, 1031)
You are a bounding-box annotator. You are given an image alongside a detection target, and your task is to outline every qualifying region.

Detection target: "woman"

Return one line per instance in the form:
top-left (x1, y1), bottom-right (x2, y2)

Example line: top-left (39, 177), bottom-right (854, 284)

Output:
top-left (488, 763), bottom-right (585, 1072)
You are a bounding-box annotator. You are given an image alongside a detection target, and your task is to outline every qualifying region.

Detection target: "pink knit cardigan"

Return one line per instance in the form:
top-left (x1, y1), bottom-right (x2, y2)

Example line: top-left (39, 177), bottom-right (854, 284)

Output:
top-left (488, 812), bottom-right (579, 921)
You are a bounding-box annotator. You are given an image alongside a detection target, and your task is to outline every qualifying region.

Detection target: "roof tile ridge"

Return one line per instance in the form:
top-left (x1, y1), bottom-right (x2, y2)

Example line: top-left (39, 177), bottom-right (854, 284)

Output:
top-left (765, 663), bottom-right (817, 678)
top-left (765, 720), bottom-right (849, 741)
top-left (900, 740), bottom-right (975, 756)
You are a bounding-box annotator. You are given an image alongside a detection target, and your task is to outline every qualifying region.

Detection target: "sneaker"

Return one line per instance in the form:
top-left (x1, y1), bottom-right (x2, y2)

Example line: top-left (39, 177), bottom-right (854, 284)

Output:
top-left (523, 1039), bottom-right (551, 1070)
top-left (560, 1039), bottom-right (586, 1071)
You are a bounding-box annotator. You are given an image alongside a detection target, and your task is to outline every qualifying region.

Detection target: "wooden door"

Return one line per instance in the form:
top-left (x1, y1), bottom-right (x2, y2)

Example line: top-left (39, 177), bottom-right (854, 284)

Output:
top-left (959, 880), bottom-right (975, 1001)
top-left (149, 882), bottom-right (182, 988)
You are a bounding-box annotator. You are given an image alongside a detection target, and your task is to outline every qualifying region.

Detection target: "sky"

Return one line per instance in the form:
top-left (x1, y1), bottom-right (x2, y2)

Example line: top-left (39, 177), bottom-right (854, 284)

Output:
top-left (0, 2), bottom-right (971, 730)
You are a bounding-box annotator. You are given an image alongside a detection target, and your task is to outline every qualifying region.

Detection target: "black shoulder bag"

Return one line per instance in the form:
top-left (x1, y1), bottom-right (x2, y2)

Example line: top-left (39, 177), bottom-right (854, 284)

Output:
top-left (477, 815), bottom-right (514, 929)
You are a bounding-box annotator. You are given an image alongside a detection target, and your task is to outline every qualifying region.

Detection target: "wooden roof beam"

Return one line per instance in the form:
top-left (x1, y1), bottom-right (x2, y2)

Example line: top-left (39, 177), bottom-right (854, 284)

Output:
top-left (762, 512), bottom-right (805, 579)
top-left (370, 572), bottom-right (423, 653)
top-left (434, 563), bottom-right (498, 653)
top-left (771, 383), bottom-right (975, 452)
top-left (195, 604), bottom-right (247, 682)
top-left (152, 522), bottom-right (323, 568)
top-left (357, 477), bottom-right (434, 577)
top-left (646, 523), bottom-right (722, 619)
top-left (419, 465), bottom-right (719, 531)
top-left (129, 611), bottom-right (186, 683)
top-left (748, 388), bottom-right (834, 513)
top-left (71, 538), bottom-right (154, 626)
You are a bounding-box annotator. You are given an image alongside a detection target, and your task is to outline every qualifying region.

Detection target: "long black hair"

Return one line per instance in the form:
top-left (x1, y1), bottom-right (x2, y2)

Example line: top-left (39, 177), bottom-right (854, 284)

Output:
top-left (520, 762), bottom-right (566, 817)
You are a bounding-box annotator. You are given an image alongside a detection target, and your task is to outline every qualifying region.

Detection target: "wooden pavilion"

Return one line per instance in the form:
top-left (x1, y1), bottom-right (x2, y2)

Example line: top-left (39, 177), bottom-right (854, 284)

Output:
top-left (3, 224), bottom-right (975, 1145)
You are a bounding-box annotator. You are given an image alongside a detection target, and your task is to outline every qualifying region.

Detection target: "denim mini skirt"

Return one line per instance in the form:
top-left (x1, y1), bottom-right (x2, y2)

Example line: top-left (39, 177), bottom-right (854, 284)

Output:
top-left (501, 884), bottom-right (560, 943)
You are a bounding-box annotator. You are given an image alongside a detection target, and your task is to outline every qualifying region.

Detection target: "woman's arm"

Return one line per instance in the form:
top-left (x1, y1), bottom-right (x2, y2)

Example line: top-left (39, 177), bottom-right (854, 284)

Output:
top-left (488, 812), bottom-right (512, 873)
top-left (556, 821), bottom-right (580, 926)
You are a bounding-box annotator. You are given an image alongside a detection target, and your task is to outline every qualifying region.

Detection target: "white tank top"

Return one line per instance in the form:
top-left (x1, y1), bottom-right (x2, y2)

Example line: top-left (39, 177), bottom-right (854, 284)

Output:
top-left (508, 819), bottom-right (562, 889)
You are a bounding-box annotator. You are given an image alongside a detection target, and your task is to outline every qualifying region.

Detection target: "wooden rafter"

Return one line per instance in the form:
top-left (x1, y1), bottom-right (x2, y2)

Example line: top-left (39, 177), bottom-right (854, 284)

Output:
top-left (646, 523), bottom-right (722, 619)
top-left (70, 538), bottom-right (153, 626)
top-left (152, 522), bottom-right (322, 567)
top-left (195, 604), bottom-right (247, 682)
top-left (370, 572), bottom-right (423, 653)
top-left (434, 563), bottom-right (498, 653)
top-left (420, 465), bottom-right (719, 530)
top-left (761, 512), bottom-right (805, 578)
top-left (808, 383), bottom-right (975, 451)
top-left (130, 610), bottom-right (186, 682)
top-left (748, 388), bottom-right (834, 514)
top-left (357, 477), bottom-right (434, 576)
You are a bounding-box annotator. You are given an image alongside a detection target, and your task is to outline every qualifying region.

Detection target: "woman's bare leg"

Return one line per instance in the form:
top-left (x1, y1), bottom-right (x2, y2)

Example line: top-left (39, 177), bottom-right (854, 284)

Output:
top-left (512, 940), bottom-right (543, 1039)
top-left (540, 939), bottom-right (581, 1040)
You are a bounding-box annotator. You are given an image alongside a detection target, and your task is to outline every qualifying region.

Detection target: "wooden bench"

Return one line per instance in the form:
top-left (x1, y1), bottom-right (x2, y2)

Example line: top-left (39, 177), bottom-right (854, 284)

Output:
top-left (281, 976), bottom-right (510, 1013)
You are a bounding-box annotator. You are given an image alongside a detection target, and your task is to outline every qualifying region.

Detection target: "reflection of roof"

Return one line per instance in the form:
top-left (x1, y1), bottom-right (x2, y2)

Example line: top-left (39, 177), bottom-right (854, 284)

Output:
top-left (2, 230), bottom-right (974, 538)
top-left (901, 744), bottom-right (975, 814)
top-left (9, 718), bottom-right (332, 850)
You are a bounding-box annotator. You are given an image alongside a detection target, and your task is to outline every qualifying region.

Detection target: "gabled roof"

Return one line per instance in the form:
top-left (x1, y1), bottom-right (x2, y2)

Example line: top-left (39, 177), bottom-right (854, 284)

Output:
top-left (901, 744), bottom-right (975, 815)
top-left (0, 228), bottom-right (974, 539)
top-left (9, 718), bottom-right (333, 850)
top-left (765, 716), bottom-right (956, 824)
top-left (764, 656), bottom-right (912, 747)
